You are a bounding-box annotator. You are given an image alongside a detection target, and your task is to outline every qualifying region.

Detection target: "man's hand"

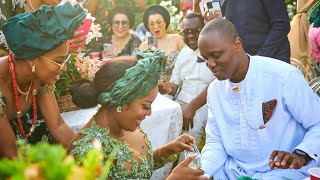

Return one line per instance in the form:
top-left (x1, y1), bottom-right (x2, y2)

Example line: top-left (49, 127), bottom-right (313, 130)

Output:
top-left (269, 150), bottom-right (307, 169)
top-left (158, 80), bottom-right (174, 95)
top-left (166, 156), bottom-right (208, 180)
top-left (182, 104), bottom-right (196, 131)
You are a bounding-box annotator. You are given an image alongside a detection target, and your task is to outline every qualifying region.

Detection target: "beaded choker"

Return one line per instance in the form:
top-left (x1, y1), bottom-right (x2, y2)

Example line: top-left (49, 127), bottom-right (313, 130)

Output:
top-left (8, 53), bottom-right (37, 138)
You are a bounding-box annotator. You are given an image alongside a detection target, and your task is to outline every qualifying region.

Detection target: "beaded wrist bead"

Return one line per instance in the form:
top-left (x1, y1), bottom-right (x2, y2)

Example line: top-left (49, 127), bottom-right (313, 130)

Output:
top-left (0, 92), bottom-right (6, 117)
top-left (38, 84), bottom-right (56, 96)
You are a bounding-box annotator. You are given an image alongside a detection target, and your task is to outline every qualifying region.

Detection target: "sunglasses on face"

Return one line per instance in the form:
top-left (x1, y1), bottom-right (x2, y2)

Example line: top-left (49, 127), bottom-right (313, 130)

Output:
top-left (112, 20), bottom-right (129, 28)
top-left (180, 28), bottom-right (202, 36)
top-left (41, 54), bottom-right (71, 73)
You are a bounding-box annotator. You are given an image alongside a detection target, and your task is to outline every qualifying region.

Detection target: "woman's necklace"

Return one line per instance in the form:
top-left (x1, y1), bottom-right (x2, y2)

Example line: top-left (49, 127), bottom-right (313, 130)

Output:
top-left (232, 85), bottom-right (266, 130)
top-left (112, 34), bottom-right (131, 56)
top-left (17, 80), bottom-right (33, 102)
top-left (8, 53), bottom-right (38, 138)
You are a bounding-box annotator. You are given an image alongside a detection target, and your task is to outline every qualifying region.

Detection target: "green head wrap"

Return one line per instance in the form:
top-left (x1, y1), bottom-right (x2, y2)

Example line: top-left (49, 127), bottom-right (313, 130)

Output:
top-left (98, 50), bottom-right (164, 107)
top-left (1, 2), bottom-right (87, 60)
top-left (309, 1), bottom-right (320, 27)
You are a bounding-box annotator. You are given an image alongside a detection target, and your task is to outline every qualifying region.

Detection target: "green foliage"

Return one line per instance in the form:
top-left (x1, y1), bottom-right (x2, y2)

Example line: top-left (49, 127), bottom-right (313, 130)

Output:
top-left (0, 141), bottom-right (115, 180)
top-left (54, 53), bottom-right (82, 99)
top-left (286, 0), bottom-right (297, 20)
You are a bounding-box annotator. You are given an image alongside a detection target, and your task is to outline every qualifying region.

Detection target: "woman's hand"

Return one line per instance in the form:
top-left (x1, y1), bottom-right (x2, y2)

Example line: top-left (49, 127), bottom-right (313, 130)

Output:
top-left (166, 134), bottom-right (196, 154)
top-left (166, 156), bottom-right (208, 180)
top-left (269, 150), bottom-right (307, 169)
top-left (70, 30), bottom-right (87, 54)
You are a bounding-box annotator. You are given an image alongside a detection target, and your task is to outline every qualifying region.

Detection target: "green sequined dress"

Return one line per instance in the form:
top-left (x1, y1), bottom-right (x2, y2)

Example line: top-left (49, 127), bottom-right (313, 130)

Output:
top-left (71, 122), bottom-right (174, 179)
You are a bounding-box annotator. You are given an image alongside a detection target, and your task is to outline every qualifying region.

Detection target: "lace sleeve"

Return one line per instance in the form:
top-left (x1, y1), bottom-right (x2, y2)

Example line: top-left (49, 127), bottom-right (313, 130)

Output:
top-left (153, 153), bottom-right (178, 170)
top-left (0, 90), bottom-right (6, 117)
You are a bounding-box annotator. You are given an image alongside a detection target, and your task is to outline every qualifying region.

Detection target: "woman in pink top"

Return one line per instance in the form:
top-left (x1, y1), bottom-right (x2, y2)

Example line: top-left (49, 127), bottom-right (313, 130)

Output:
top-left (309, 25), bottom-right (320, 63)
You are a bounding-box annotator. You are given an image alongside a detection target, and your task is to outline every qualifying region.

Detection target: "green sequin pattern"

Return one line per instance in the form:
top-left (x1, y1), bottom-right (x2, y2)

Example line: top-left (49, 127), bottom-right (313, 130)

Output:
top-left (71, 122), bottom-right (154, 179)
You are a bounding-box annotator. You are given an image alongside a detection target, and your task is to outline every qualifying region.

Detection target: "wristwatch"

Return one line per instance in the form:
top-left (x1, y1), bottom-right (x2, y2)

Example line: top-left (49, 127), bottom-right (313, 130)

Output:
top-left (293, 149), bottom-right (312, 164)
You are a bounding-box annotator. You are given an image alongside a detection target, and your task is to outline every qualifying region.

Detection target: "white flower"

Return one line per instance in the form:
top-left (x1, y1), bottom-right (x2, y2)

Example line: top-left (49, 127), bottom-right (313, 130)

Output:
top-left (90, 24), bottom-right (102, 41)
top-left (92, 139), bottom-right (102, 150)
top-left (160, 1), bottom-right (167, 7)
top-left (171, 6), bottom-right (178, 13)
top-left (60, 0), bottom-right (77, 6)
top-left (86, 32), bottom-right (95, 44)
top-left (86, 13), bottom-right (96, 22)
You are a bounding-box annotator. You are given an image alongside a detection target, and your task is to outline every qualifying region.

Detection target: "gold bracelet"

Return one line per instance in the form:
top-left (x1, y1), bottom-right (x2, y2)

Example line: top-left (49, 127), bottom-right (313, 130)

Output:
top-left (0, 93), bottom-right (6, 117)
top-left (38, 84), bottom-right (56, 96)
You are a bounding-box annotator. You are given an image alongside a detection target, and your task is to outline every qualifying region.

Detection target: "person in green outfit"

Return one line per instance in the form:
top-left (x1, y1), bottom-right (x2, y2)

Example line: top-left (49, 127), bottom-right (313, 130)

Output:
top-left (68, 51), bottom-right (206, 179)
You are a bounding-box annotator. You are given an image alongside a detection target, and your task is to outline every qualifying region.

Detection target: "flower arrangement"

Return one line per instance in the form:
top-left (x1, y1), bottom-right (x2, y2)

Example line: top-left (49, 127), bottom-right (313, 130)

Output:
top-left (74, 52), bottom-right (103, 80)
top-left (54, 13), bottom-right (103, 99)
top-left (160, 0), bottom-right (182, 32)
top-left (286, 0), bottom-right (297, 20)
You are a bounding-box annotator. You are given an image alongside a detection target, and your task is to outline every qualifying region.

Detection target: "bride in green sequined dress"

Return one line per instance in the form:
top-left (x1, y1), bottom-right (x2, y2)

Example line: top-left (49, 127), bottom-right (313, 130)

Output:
top-left (67, 52), bottom-right (206, 179)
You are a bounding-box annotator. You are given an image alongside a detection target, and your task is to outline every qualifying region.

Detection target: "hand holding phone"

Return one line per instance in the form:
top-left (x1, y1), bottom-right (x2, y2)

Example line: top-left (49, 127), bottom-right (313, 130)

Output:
top-left (75, 18), bottom-right (92, 38)
top-left (206, 0), bottom-right (222, 18)
top-left (147, 36), bottom-right (158, 49)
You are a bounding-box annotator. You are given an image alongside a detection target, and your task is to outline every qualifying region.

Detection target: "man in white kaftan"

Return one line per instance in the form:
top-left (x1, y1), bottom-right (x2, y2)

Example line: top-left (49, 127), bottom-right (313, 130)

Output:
top-left (159, 13), bottom-right (214, 145)
top-left (198, 19), bottom-right (320, 180)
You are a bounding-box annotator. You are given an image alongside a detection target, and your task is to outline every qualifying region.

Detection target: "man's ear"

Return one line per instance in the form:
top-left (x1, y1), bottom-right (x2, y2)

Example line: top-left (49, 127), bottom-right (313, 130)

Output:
top-left (233, 37), bottom-right (242, 53)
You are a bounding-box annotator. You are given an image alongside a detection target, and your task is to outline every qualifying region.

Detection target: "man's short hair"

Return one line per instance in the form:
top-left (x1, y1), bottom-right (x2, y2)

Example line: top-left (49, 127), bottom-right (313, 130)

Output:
top-left (200, 19), bottom-right (240, 42)
top-left (184, 12), bottom-right (205, 26)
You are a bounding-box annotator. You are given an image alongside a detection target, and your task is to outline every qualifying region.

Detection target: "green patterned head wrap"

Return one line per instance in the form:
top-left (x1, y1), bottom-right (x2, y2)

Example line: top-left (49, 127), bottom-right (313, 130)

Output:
top-left (2, 2), bottom-right (87, 60)
top-left (309, 1), bottom-right (320, 27)
top-left (98, 50), bottom-right (164, 107)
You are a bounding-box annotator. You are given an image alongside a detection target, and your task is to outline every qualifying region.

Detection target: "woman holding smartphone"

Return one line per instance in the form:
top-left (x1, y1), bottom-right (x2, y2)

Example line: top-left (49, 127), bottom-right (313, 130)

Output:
top-left (83, 0), bottom-right (146, 53)
top-left (139, 5), bottom-right (185, 80)
top-left (103, 6), bottom-right (141, 57)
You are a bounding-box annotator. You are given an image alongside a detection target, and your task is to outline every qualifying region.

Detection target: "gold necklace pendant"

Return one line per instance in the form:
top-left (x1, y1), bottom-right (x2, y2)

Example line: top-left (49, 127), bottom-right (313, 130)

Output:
top-left (232, 84), bottom-right (266, 130)
top-left (232, 85), bottom-right (241, 92)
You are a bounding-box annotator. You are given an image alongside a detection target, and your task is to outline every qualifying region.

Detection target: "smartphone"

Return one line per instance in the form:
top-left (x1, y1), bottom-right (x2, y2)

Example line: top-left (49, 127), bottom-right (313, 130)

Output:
top-left (184, 144), bottom-right (202, 169)
top-left (75, 18), bottom-right (92, 38)
top-left (102, 43), bottom-right (113, 58)
top-left (206, 0), bottom-right (222, 17)
top-left (147, 36), bottom-right (158, 48)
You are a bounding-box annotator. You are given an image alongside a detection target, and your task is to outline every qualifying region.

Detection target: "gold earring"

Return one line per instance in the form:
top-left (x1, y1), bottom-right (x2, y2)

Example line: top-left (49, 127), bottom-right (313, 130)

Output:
top-left (32, 65), bottom-right (36, 73)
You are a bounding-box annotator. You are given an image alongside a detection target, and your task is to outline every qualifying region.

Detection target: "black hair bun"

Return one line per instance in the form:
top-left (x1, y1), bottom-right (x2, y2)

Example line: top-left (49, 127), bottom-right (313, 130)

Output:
top-left (69, 79), bottom-right (99, 109)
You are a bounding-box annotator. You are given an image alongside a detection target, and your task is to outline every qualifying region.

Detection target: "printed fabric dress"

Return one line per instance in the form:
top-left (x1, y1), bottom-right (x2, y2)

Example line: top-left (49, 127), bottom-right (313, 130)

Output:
top-left (0, 81), bottom-right (57, 144)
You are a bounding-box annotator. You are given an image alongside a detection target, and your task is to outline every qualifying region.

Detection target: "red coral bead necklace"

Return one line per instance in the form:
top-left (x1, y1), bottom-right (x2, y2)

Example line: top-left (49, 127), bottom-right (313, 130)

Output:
top-left (8, 53), bottom-right (37, 138)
